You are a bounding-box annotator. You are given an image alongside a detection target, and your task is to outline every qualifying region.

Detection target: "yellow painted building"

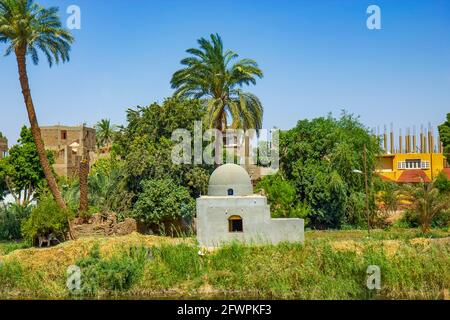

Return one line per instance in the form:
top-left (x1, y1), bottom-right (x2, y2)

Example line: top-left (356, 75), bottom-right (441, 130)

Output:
top-left (376, 152), bottom-right (448, 183)
top-left (374, 125), bottom-right (449, 183)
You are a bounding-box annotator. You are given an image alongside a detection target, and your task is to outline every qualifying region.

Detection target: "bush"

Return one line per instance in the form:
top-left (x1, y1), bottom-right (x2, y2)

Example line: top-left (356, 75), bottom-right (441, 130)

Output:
top-left (434, 172), bottom-right (450, 194)
top-left (256, 173), bottom-right (309, 221)
top-left (21, 196), bottom-right (72, 245)
top-left (0, 204), bottom-right (32, 241)
top-left (75, 244), bottom-right (147, 295)
top-left (398, 208), bottom-right (450, 229)
top-left (131, 179), bottom-right (195, 229)
top-left (432, 209), bottom-right (450, 228)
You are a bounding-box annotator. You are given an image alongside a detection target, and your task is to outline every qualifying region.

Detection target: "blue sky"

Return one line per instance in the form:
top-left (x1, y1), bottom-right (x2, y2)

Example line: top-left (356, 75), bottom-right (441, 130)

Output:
top-left (1, 0), bottom-right (449, 144)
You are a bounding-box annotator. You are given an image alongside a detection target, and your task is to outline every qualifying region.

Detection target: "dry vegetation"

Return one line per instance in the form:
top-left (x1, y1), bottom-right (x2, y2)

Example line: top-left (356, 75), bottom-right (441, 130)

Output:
top-left (0, 229), bottom-right (449, 300)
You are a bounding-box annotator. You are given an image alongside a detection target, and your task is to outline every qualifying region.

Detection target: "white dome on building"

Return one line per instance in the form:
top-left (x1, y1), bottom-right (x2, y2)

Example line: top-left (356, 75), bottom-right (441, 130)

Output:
top-left (208, 164), bottom-right (253, 196)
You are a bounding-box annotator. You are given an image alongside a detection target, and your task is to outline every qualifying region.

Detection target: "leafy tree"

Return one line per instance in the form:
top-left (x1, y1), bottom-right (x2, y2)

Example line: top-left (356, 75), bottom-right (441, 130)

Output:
top-left (0, 0), bottom-right (74, 210)
top-left (434, 172), bottom-right (450, 194)
top-left (114, 98), bottom-right (211, 201)
top-left (402, 183), bottom-right (449, 233)
top-left (21, 195), bottom-right (73, 245)
top-left (171, 33), bottom-right (264, 165)
top-left (375, 180), bottom-right (401, 215)
top-left (131, 179), bottom-right (195, 231)
top-left (95, 119), bottom-right (117, 148)
top-left (279, 112), bottom-right (381, 229)
top-left (62, 157), bottom-right (133, 217)
top-left (438, 113), bottom-right (450, 159)
top-left (0, 203), bottom-right (32, 240)
top-left (256, 173), bottom-right (309, 221)
top-left (0, 126), bottom-right (54, 206)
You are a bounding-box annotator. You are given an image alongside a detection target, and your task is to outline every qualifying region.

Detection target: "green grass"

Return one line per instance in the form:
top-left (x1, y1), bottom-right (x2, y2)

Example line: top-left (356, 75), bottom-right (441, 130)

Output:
top-left (0, 241), bottom-right (30, 255)
top-left (306, 227), bottom-right (450, 241)
top-left (0, 229), bottom-right (449, 300)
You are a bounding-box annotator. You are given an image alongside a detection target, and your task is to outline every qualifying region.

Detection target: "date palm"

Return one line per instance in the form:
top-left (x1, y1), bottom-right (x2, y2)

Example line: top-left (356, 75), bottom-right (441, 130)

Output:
top-left (95, 119), bottom-right (117, 148)
top-left (1, 0), bottom-right (74, 235)
top-left (171, 33), bottom-right (264, 166)
top-left (402, 182), bottom-right (449, 233)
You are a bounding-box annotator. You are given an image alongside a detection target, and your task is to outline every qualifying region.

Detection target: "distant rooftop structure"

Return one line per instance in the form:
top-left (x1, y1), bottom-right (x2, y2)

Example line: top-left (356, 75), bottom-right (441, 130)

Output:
top-left (40, 125), bottom-right (96, 177)
top-left (0, 133), bottom-right (8, 159)
top-left (375, 123), bottom-right (449, 183)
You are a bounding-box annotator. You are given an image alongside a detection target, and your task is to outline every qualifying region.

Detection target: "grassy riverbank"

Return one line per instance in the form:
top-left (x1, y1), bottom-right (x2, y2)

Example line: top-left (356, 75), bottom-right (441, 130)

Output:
top-left (0, 229), bottom-right (449, 300)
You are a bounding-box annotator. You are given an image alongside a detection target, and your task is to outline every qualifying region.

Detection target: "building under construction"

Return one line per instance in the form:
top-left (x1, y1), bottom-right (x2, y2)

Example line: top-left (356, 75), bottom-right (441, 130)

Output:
top-left (375, 124), bottom-right (449, 183)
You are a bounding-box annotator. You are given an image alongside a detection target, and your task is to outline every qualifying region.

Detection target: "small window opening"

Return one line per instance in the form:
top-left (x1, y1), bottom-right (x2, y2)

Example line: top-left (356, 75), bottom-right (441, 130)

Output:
top-left (61, 130), bottom-right (67, 140)
top-left (227, 188), bottom-right (234, 196)
top-left (228, 215), bottom-right (243, 232)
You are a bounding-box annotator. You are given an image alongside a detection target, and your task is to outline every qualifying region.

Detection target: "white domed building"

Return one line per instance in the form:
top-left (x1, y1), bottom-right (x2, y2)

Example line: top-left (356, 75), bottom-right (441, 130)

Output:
top-left (196, 164), bottom-right (304, 248)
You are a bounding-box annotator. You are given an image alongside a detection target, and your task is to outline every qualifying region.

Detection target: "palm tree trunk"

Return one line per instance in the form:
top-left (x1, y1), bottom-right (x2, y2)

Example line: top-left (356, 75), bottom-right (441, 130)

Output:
top-left (214, 131), bottom-right (221, 168)
top-left (244, 135), bottom-right (250, 167)
top-left (79, 158), bottom-right (89, 215)
top-left (15, 46), bottom-right (75, 239)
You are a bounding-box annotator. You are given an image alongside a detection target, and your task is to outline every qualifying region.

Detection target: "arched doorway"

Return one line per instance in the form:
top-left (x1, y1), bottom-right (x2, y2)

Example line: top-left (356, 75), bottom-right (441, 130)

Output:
top-left (228, 215), bottom-right (243, 232)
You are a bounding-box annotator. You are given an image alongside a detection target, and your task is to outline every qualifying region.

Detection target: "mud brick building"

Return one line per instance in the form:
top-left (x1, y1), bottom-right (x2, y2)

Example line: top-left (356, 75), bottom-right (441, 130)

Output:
top-left (40, 125), bottom-right (96, 177)
top-left (0, 134), bottom-right (7, 159)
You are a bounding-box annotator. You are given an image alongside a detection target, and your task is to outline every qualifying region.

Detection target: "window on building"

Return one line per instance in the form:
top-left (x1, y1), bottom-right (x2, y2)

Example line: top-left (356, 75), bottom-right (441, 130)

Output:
top-left (406, 159), bottom-right (421, 169)
top-left (61, 130), bottom-right (67, 140)
top-left (228, 215), bottom-right (243, 232)
top-left (227, 188), bottom-right (234, 196)
top-left (421, 161), bottom-right (430, 169)
top-left (398, 160), bottom-right (428, 170)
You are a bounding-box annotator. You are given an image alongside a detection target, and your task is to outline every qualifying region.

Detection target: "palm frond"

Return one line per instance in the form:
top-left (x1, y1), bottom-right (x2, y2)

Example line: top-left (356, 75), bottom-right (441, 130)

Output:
top-left (0, 0), bottom-right (74, 66)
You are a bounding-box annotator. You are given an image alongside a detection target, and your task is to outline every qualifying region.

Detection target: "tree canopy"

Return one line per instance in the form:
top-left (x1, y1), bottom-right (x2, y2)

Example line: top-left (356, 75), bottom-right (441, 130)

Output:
top-left (438, 113), bottom-right (450, 159)
top-left (270, 112), bottom-right (381, 229)
top-left (171, 33), bottom-right (264, 135)
top-left (0, 126), bottom-right (54, 206)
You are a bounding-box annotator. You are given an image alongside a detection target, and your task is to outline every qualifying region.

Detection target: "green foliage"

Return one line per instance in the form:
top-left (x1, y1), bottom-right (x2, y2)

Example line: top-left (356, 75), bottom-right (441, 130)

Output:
top-left (402, 183), bottom-right (449, 233)
top-left (0, 260), bottom-right (25, 293)
top-left (147, 240), bottom-right (450, 299)
top-left (111, 98), bottom-right (213, 223)
top-left (2, 229), bottom-right (450, 299)
top-left (114, 97), bottom-right (211, 206)
top-left (0, 0), bottom-right (74, 67)
top-left (0, 204), bottom-right (32, 240)
top-left (438, 113), bottom-right (450, 159)
top-left (434, 172), bottom-right (450, 194)
top-left (0, 241), bottom-right (30, 255)
top-left (171, 33), bottom-right (264, 133)
top-left (131, 179), bottom-right (195, 227)
top-left (150, 244), bottom-right (204, 286)
top-left (95, 119), bottom-right (117, 148)
top-left (256, 173), bottom-right (310, 221)
top-left (75, 244), bottom-right (147, 295)
top-left (398, 209), bottom-right (420, 228)
top-left (21, 196), bottom-right (72, 244)
top-left (279, 112), bottom-right (380, 229)
top-left (0, 127), bottom-right (54, 205)
top-left (61, 157), bottom-right (133, 216)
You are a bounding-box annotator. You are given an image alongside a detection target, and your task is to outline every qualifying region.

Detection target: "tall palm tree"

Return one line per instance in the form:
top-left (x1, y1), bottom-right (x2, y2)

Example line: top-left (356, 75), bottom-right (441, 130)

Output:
top-left (171, 33), bottom-right (264, 166)
top-left (402, 182), bottom-right (449, 233)
top-left (0, 0), bottom-right (74, 210)
top-left (95, 119), bottom-right (117, 148)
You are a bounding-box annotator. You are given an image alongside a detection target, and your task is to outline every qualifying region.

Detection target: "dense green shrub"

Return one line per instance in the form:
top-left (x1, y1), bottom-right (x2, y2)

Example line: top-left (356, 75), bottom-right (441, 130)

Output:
top-left (256, 174), bottom-right (310, 222)
top-left (279, 113), bottom-right (381, 229)
top-left (398, 208), bottom-right (450, 229)
top-left (75, 244), bottom-right (147, 295)
top-left (131, 179), bottom-right (195, 228)
top-left (434, 172), bottom-right (450, 194)
top-left (21, 196), bottom-right (72, 244)
top-left (0, 204), bottom-right (32, 240)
